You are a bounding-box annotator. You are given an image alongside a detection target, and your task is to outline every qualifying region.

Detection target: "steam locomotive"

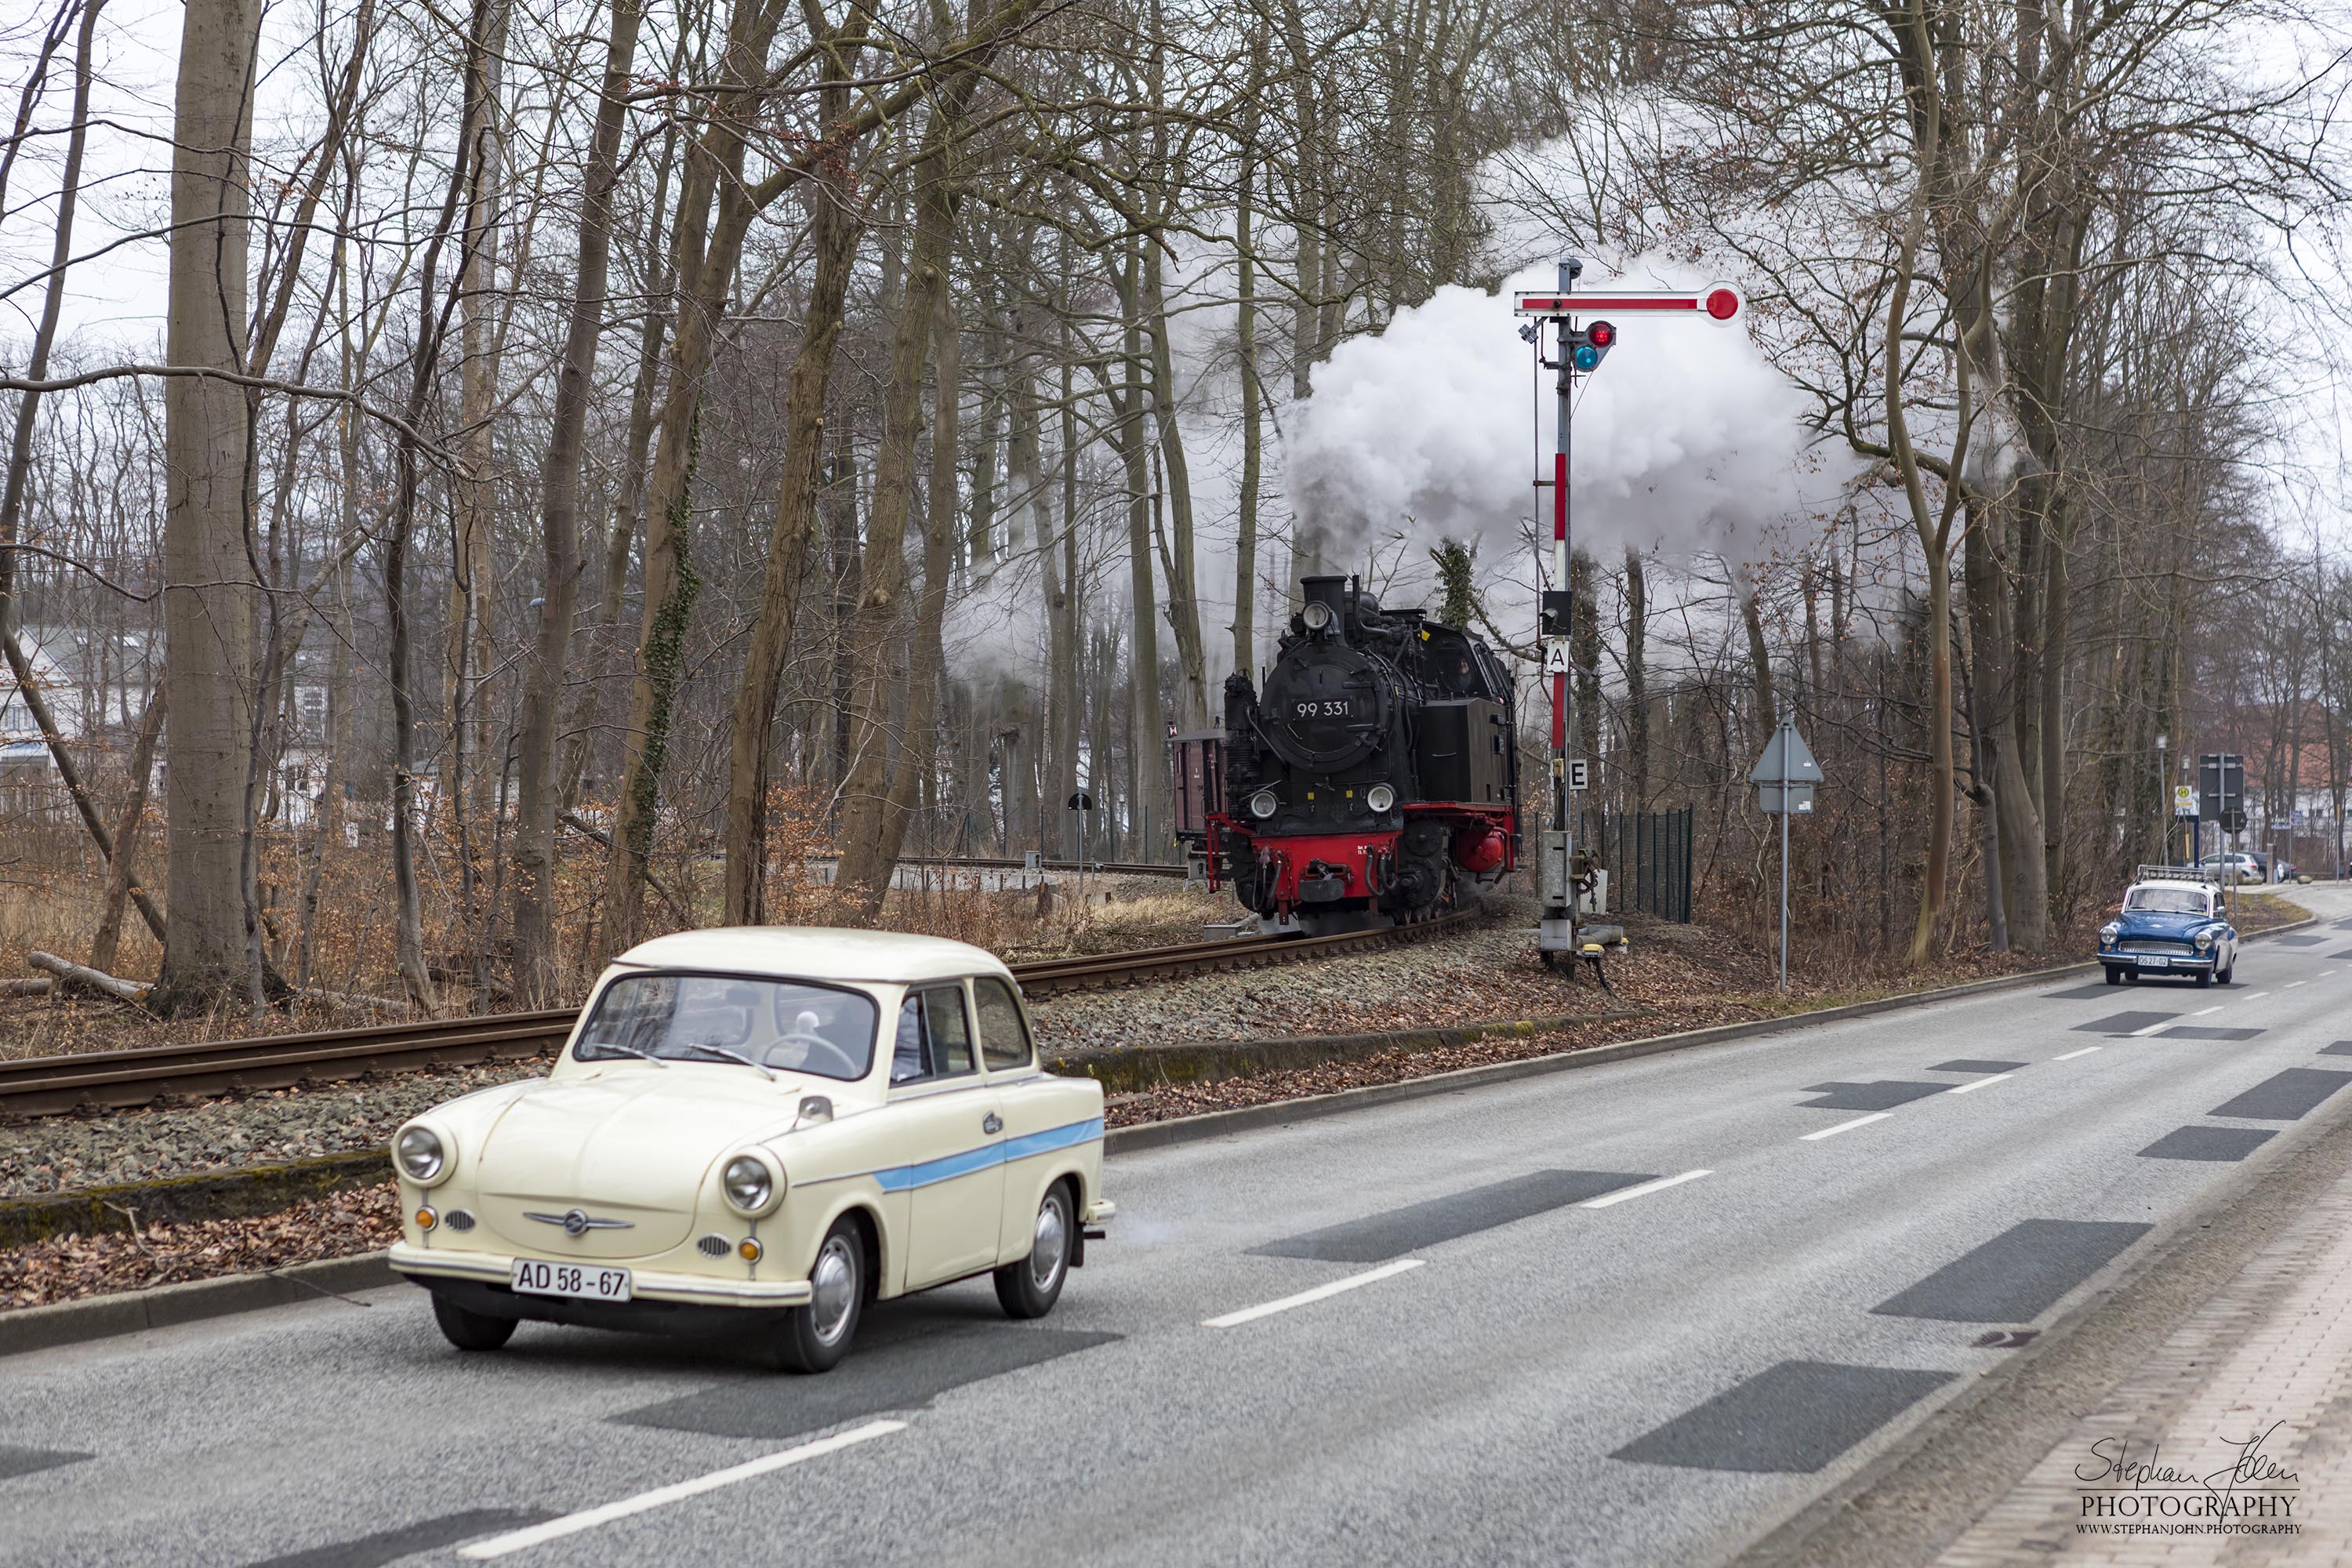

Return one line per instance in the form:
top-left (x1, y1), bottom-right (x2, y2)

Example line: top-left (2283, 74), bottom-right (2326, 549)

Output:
top-left (1173, 574), bottom-right (1520, 935)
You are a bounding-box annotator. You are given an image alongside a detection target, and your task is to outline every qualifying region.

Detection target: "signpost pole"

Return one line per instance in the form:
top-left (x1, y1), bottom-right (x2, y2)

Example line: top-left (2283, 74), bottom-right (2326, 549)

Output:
top-left (1779, 718), bottom-right (1790, 993)
top-left (1550, 258), bottom-right (1574, 954)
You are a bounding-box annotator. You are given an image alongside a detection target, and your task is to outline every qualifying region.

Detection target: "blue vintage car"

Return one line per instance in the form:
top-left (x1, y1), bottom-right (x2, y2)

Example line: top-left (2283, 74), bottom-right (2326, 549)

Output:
top-left (2100, 875), bottom-right (2238, 986)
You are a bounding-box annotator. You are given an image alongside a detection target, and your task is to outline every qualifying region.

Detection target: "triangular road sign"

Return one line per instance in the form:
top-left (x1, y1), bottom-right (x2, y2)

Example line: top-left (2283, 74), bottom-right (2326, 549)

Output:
top-left (1748, 719), bottom-right (1823, 784)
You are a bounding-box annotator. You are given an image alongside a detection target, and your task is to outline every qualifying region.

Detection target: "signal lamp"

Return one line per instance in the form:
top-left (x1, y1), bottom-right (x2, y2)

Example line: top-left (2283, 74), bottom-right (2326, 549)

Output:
top-left (1249, 789), bottom-right (1279, 820)
top-left (1586, 321), bottom-right (1616, 347)
top-left (1366, 784), bottom-right (1396, 813)
top-left (1705, 288), bottom-right (1740, 320)
top-left (1301, 601), bottom-right (1334, 632)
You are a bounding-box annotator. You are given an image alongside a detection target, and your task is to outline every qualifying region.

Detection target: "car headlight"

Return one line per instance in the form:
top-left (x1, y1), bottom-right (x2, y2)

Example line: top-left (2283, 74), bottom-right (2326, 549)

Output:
top-left (395, 1124), bottom-right (448, 1185)
top-left (1366, 783), bottom-right (1396, 813)
top-left (722, 1152), bottom-right (781, 1216)
top-left (1249, 789), bottom-right (1279, 820)
top-left (2100, 923), bottom-right (2120, 943)
top-left (1301, 601), bottom-right (1334, 632)
top-left (2194, 931), bottom-right (2212, 949)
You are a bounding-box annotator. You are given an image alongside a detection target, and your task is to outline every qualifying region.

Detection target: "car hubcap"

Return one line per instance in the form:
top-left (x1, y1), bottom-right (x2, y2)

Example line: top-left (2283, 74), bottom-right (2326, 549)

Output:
top-left (810, 1236), bottom-right (856, 1345)
top-left (1031, 1197), bottom-right (1067, 1291)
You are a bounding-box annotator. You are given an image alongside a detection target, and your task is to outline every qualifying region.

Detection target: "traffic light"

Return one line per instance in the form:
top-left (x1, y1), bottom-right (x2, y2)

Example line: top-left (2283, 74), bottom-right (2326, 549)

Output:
top-left (1570, 319), bottom-right (1617, 372)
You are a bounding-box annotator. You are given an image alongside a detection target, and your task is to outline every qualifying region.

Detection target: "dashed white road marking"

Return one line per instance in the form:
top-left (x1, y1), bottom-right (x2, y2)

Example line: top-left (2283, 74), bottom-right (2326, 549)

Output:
top-left (1949, 1073), bottom-right (2013, 1094)
top-left (1801, 1112), bottom-right (1893, 1142)
top-left (2129, 1018), bottom-right (2180, 1037)
top-left (2287, 981), bottom-right (2307, 989)
top-left (457, 1420), bottom-right (907, 1559)
top-left (1204, 1258), bottom-right (1425, 1329)
top-left (1582, 1170), bottom-right (1713, 1209)
top-left (2189, 1006), bottom-right (2223, 1018)
top-left (2245, 991), bottom-right (2271, 1000)
top-left (2053, 1046), bottom-right (2103, 1061)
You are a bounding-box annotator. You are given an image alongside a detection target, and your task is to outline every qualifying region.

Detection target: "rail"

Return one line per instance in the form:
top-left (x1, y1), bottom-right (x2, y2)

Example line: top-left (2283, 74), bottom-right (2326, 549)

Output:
top-left (0, 909), bottom-right (1473, 1120)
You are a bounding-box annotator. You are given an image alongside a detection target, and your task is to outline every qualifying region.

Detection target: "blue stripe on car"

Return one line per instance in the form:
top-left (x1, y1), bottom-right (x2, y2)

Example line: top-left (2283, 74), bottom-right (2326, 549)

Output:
top-left (872, 1116), bottom-right (1104, 1193)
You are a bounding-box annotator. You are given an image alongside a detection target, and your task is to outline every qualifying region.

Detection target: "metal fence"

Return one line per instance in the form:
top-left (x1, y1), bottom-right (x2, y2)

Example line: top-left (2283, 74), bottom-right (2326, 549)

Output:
top-left (1580, 806), bottom-right (1694, 923)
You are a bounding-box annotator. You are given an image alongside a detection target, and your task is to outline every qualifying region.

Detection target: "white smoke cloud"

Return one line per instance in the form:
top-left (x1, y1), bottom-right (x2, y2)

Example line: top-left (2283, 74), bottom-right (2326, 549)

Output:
top-left (1284, 257), bottom-right (1846, 572)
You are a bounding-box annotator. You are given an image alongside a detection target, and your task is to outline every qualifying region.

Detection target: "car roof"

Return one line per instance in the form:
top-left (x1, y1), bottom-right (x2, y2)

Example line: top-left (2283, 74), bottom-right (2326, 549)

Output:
top-left (613, 927), bottom-right (1014, 985)
top-left (2129, 880), bottom-right (2212, 897)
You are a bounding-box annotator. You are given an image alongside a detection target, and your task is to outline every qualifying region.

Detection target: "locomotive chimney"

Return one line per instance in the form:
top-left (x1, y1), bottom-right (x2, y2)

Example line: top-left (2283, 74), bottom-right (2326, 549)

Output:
top-left (1301, 575), bottom-right (1345, 630)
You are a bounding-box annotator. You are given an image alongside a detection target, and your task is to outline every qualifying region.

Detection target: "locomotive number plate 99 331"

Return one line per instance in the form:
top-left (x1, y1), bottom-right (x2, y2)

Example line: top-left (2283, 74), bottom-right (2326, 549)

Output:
top-left (511, 1259), bottom-right (632, 1301)
top-left (1292, 699), bottom-right (1359, 719)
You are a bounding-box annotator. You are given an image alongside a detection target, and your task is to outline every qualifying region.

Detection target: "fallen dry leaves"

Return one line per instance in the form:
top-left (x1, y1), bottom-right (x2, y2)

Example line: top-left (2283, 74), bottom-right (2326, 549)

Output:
top-left (0, 1181), bottom-right (399, 1310)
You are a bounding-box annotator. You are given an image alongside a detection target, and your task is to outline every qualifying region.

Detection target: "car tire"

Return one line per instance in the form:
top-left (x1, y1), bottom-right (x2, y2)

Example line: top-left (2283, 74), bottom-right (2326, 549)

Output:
top-left (2124, 970), bottom-right (2140, 983)
top-left (2104, 966), bottom-right (2122, 985)
top-left (2195, 969), bottom-right (2212, 987)
top-left (432, 1294), bottom-right (517, 1352)
top-left (2220, 965), bottom-right (2234, 984)
top-left (773, 1218), bottom-right (864, 1374)
top-left (994, 1181), bottom-right (1073, 1321)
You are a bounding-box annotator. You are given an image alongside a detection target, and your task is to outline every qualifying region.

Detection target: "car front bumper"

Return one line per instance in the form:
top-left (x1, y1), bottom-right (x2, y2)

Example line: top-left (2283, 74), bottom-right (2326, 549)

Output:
top-left (387, 1241), bottom-right (814, 1308)
top-left (2100, 949), bottom-right (2216, 969)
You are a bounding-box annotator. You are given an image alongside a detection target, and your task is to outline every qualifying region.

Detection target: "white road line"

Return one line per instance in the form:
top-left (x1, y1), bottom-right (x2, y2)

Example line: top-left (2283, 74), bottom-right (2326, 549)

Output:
top-left (2129, 1018), bottom-right (2179, 1037)
top-left (2190, 1006), bottom-right (2223, 1017)
top-left (2054, 1046), bottom-right (2103, 1061)
top-left (1800, 1112), bottom-right (1893, 1142)
top-left (1581, 1170), bottom-right (1713, 1209)
top-left (457, 1420), bottom-right (906, 1559)
top-left (2288, 981), bottom-right (2307, 989)
top-left (1203, 1259), bottom-right (1425, 1329)
top-left (2246, 991), bottom-right (2271, 1000)
top-left (1949, 1073), bottom-right (2013, 1094)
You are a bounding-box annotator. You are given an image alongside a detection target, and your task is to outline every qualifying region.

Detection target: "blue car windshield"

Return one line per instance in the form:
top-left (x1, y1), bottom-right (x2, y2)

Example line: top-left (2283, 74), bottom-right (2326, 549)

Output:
top-left (575, 973), bottom-right (879, 1080)
top-left (2125, 888), bottom-right (2208, 915)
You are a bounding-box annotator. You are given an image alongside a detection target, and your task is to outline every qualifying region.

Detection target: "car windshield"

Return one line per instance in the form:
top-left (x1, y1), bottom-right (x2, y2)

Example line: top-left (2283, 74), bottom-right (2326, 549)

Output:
top-left (575, 973), bottom-right (878, 1081)
top-left (2125, 888), bottom-right (2209, 914)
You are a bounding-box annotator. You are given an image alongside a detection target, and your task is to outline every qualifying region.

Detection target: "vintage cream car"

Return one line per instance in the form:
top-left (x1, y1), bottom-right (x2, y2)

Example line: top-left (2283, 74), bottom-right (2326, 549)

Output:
top-left (386, 929), bottom-right (1112, 1372)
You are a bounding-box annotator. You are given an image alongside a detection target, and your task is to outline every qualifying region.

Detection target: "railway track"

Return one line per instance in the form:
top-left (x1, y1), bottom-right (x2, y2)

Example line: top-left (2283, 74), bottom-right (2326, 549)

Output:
top-left (0, 909), bottom-right (1475, 1121)
top-left (817, 854), bottom-right (1192, 880)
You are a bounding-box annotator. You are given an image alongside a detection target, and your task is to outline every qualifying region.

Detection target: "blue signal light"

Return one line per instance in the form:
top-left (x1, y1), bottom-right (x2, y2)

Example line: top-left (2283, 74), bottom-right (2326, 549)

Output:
top-left (1573, 343), bottom-right (1602, 371)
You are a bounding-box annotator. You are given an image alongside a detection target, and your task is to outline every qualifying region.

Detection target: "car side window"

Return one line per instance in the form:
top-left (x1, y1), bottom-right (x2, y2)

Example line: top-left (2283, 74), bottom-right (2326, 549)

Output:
top-left (973, 976), bottom-right (1033, 1071)
top-left (892, 985), bottom-right (975, 1085)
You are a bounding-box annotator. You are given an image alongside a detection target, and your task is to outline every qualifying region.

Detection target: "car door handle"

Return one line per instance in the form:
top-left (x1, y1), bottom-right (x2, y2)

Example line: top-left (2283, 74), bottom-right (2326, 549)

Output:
top-left (982, 1112), bottom-right (1003, 1135)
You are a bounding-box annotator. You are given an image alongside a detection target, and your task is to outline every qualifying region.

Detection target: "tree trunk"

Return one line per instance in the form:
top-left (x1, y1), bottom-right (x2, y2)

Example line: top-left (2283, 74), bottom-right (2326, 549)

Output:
top-left (90, 681), bottom-right (165, 975)
top-left (156, 0), bottom-right (264, 1009)
top-left (721, 19), bottom-right (866, 925)
top-left (834, 114), bottom-right (964, 906)
top-left (511, 0), bottom-right (642, 1000)
top-left (1624, 546), bottom-right (1649, 810)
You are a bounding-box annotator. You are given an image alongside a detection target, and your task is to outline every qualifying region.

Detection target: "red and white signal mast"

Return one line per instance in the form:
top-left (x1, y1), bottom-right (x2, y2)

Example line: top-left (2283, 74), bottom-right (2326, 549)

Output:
top-left (1514, 260), bottom-right (1742, 969)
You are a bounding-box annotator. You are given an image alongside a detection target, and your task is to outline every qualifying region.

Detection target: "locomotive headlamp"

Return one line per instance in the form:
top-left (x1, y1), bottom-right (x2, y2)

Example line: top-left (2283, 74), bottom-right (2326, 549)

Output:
top-left (1366, 784), bottom-right (1396, 813)
top-left (1301, 601), bottom-right (1334, 632)
top-left (1249, 789), bottom-right (1279, 819)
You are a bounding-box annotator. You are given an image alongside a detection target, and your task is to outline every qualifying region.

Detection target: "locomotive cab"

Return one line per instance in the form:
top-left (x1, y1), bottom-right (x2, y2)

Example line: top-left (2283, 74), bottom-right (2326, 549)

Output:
top-left (1190, 573), bottom-right (1519, 935)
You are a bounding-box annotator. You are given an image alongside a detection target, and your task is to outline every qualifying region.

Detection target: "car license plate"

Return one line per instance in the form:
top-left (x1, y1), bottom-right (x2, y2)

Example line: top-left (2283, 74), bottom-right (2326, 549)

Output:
top-left (2136, 955), bottom-right (2171, 968)
top-left (511, 1259), bottom-right (632, 1302)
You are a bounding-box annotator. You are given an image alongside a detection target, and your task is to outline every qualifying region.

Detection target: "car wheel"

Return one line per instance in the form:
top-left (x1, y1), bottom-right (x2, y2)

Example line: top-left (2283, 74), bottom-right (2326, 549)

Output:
top-left (2220, 965), bottom-right (2234, 984)
top-left (2124, 970), bottom-right (2140, 983)
top-left (432, 1294), bottom-right (517, 1352)
top-left (2194, 969), bottom-right (2212, 987)
top-left (994, 1182), bottom-right (1073, 1320)
top-left (2104, 966), bottom-right (2122, 985)
top-left (774, 1218), bottom-right (864, 1374)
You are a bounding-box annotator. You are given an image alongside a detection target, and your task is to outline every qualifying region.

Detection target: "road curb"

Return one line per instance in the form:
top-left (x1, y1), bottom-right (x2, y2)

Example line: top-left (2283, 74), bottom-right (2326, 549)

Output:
top-left (1103, 913), bottom-right (2318, 1156)
top-left (0, 1250), bottom-right (395, 1359)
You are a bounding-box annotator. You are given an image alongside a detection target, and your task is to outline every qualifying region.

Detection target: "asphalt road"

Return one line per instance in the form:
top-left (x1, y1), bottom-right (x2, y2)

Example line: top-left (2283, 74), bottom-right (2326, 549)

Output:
top-left (9, 889), bottom-right (2352, 1568)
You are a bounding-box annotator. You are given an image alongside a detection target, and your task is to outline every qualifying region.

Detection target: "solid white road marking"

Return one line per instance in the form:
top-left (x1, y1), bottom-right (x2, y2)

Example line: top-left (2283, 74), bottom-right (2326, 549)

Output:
top-left (2053, 1047), bottom-right (2103, 1061)
top-left (2129, 1018), bottom-right (2179, 1037)
top-left (1582, 1170), bottom-right (1713, 1209)
top-left (457, 1420), bottom-right (907, 1559)
top-left (1801, 1112), bottom-right (1893, 1142)
top-left (1203, 1259), bottom-right (1425, 1329)
top-left (1949, 1073), bottom-right (2013, 1094)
